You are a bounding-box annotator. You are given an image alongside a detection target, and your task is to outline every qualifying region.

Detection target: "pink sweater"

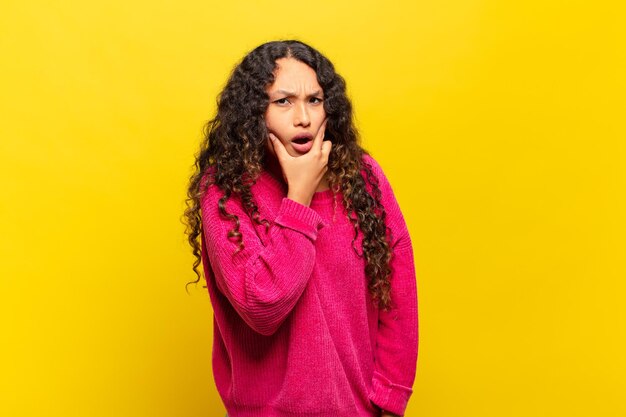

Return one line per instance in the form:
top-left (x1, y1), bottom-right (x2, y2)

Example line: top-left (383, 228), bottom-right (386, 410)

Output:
top-left (200, 153), bottom-right (418, 417)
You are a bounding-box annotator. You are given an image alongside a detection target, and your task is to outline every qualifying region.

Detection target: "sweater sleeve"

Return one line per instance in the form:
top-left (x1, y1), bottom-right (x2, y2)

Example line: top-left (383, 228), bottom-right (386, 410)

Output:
top-left (363, 155), bottom-right (419, 416)
top-left (201, 184), bottom-right (326, 337)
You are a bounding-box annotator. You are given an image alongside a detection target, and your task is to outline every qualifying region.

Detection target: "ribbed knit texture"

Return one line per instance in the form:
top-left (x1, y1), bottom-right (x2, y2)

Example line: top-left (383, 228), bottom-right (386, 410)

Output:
top-left (200, 154), bottom-right (418, 417)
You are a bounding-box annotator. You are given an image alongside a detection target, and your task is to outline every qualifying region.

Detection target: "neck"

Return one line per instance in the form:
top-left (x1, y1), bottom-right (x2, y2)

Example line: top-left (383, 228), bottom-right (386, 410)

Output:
top-left (263, 153), bottom-right (286, 187)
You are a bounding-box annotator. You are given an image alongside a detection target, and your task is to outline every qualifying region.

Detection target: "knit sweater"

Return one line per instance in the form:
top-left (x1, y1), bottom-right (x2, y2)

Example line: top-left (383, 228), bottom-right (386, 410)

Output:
top-left (199, 153), bottom-right (418, 417)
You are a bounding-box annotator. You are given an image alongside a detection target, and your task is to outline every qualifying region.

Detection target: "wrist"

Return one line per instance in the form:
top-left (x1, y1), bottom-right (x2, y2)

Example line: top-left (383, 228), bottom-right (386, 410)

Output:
top-left (287, 191), bottom-right (312, 207)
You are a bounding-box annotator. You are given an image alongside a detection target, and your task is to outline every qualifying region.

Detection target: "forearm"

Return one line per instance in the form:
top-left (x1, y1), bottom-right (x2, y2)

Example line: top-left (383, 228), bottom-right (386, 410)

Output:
top-left (202, 195), bottom-right (325, 335)
top-left (368, 232), bottom-right (418, 415)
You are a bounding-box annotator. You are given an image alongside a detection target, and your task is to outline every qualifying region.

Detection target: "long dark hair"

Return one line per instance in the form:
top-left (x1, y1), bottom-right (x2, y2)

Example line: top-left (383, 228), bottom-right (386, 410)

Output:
top-left (182, 40), bottom-right (394, 311)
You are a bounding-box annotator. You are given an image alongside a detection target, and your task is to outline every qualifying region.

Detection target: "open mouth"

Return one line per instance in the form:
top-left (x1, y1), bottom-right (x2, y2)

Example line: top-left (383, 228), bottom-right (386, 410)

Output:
top-left (292, 137), bottom-right (311, 145)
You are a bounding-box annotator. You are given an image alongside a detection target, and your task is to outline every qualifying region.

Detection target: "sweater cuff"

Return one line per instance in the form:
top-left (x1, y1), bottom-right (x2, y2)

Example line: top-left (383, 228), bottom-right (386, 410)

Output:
top-left (273, 197), bottom-right (325, 241)
top-left (368, 371), bottom-right (413, 416)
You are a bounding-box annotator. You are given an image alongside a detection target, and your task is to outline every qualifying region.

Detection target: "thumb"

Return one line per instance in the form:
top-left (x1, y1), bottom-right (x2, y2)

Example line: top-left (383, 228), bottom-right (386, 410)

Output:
top-left (269, 133), bottom-right (289, 160)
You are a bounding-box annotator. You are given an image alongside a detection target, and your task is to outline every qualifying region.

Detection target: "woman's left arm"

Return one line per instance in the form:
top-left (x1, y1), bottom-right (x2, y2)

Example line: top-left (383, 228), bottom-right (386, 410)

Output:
top-left (363, 155), bottom-right (419, 417)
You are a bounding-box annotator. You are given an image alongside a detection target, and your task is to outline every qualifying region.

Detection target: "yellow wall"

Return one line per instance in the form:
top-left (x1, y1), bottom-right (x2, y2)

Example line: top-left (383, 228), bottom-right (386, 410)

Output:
top-left (1, 1), bottom-right (624, 416)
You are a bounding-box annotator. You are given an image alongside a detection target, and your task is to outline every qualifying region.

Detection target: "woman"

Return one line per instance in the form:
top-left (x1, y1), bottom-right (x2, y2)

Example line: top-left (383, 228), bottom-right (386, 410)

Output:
top-left (183, 40), bottom-right (418, 417)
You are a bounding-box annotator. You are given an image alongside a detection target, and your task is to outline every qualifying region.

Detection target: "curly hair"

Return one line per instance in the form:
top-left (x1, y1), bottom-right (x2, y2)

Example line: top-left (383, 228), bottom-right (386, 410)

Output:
top-left (182, 40), bottom-right (395, 311)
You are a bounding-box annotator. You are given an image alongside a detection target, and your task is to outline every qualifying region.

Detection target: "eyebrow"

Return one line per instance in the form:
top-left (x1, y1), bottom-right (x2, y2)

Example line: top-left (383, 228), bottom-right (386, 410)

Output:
top-left (272, 89), bottom-right (323, 97)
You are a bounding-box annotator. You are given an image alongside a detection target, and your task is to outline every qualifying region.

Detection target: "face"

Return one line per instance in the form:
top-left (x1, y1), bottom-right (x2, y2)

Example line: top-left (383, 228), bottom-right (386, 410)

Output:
top-left (264, 57), bottom-right (326, 157)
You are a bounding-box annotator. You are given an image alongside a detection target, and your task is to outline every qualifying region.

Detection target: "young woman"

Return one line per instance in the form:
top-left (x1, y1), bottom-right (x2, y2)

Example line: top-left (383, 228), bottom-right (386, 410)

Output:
top-left (183, 40), bottom-right (418, 417)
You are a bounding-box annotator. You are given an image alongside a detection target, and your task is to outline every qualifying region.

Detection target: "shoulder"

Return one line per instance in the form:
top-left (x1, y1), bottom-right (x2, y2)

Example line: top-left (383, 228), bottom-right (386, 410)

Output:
top-left (360, 152), bottom-right (392, 191)
top-left (361, 152), bottom-right (382, 174)
top-left (199, 167), bottom-right (279, 220)
top-left (198, 168), bottom-right (242, 222)
top-left (199, 168), bottom-right (222, 209)
top-left (359, 152), bottom-right (406, 230)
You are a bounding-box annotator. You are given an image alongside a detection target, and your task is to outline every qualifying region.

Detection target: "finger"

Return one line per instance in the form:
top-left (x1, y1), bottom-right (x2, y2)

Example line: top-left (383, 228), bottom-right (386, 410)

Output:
top-left (321, 138), bottom-right (332, 156)
top-left (269, 133), bottom-right (290, 160)
top-left (312, 118), bottom-right (328, 151)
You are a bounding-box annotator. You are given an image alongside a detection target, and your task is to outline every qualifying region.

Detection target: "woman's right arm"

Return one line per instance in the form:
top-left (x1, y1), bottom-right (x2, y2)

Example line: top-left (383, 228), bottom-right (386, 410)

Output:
top-left (201, 187), bottom-right (325, 336)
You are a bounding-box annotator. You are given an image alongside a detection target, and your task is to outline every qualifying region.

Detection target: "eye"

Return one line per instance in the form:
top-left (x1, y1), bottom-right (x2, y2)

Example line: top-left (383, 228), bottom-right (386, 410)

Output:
top-left (310, 97), bottom-right (323, 104)
top-left (275, 98), bottom-right (290, 105)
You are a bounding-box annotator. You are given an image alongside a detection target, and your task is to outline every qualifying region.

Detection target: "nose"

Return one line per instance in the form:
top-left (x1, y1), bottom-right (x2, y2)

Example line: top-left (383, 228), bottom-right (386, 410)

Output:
top-left (293, 102), bottom-right (310, 127)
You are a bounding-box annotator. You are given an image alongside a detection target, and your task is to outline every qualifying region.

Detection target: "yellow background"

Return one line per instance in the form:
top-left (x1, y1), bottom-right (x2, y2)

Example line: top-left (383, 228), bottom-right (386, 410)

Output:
top-left (1, 1), bottom-right (624, 416)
